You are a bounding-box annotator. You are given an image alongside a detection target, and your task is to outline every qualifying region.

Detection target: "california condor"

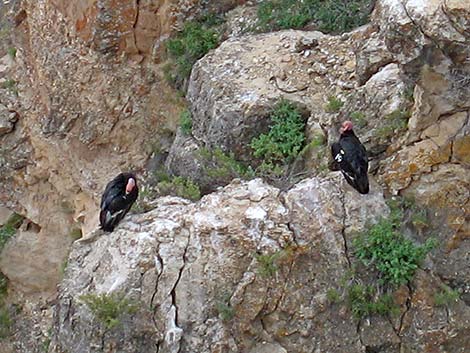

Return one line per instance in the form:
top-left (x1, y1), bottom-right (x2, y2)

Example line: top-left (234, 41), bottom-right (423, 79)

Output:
top-left (331, 121), bottom-right (369, 194)
top-left (100, 172), bottom-right (139, 232)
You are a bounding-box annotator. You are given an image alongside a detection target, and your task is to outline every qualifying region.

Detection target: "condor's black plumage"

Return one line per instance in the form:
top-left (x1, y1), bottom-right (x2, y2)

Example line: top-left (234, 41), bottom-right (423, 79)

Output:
top-left (331, 121), bottom-right (369, 194)
top-left (100, 172), bottom-right (138, 232)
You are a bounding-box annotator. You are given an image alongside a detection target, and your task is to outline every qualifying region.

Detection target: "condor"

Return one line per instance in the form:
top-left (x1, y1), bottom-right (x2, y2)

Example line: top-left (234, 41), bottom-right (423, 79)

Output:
top-left (100, 173), bottom-right (138, 232)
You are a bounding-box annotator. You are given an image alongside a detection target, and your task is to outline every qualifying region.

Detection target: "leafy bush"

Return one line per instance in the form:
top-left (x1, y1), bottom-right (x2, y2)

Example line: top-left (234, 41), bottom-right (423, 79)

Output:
top-left (347, 284), bottom-right (399, 319)
top-left (353, 217), bottom-right (436, 286)
top-left (165, 17), bottom-right (221, 89)
top-left (324, 96), bottom-right (344, 113)
top-left (156, 175), bottom-right (201, 201)
top-left (80, 293), bottom-right (138, 330)
top-left (7, 47), bottom-right (16, 59)
top-left (180, 110), bottom-right (193, 135)
top-left (250, 99), bottom-right (306, 170)
top-left (255, 0), bottom-right (373, 33)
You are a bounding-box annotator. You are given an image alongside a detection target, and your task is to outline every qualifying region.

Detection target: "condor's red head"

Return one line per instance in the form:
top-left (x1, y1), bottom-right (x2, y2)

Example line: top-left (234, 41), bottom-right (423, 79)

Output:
top-left (339, 120), bottom-right (353, 135)
top-left (126, 177), bottom-right (136, 194)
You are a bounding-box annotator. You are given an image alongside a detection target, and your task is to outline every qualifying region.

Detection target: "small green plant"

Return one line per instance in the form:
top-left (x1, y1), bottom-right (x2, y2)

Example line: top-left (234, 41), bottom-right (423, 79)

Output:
top-left (215, 294), bottom-right (235, 322)
top-left (79, 293), bottom-right (138, 330)
top-left (326, 288), bottom-right (341, 304)
top-left (0, 306), bottom-right (11, 338)
top-left (69, 227), bottom-right (82, 241)
top-left (0, 213), bottom-right (24, 251)
top-left (376, 109), bottom-right (410, 138)
top-left (350, 111), bottom-right (367, 128)
top-left (324, 96), bottom-right (344, 113)
top-left (250, 99), bottom-right (306, 171)
top-left (156, 175), bottom-right (201, 201)
top-left (347, 284), bottom-right (399, 319)
top-left (1, 79), bottom-right (18, 95)
top-left (310, 133), bottom-right (326, 148)
top-left (165, 17), bottom-right (221, 89)
top-left (353, 217), bottom-right (436, 286)
top-left (254, 0), bottom-right (372, 33)
top-left (403, 85), bottom-right (415, 103)
top-left (314, 0), bottom-right (372, 33)
top-left (180, 110), bottom-right (193, 135)
top-left (434, 286), bottom-right (460, 307)
top-left (0, 273), bottom-right (7, 301)
top-left (255, 251), bottom-right (285, 278)
top-left (201, 147), bottom-right (255, 181)
top-left (7, 47), bottom-right (16, 59)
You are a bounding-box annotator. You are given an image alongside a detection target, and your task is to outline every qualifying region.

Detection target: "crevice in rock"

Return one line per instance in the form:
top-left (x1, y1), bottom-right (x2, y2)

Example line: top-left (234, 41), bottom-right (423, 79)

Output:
top-left (339, 188), bottom-right (352, 268)
top-left (401, 2), bottom-right (443, 56)
top-left (398, 284), bottom-right (413, 335)
top-left (132, 0), bottom-right (141, 55)
top-left (170, 229), bottom-right (191, 330)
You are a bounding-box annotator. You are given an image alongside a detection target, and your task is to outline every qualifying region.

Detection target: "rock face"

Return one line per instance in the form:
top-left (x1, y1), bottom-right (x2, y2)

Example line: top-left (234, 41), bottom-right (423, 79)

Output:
top-left (50, 0), bottom-right (244, 57)
top-left (52, 178), bottom-right (469, 353)
top-left (0, 0), bottom-right (469, 352)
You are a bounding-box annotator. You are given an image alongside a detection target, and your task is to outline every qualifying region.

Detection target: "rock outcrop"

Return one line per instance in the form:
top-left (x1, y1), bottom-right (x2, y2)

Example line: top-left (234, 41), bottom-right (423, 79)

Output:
top-left (51, 178), bottom-right (469, 353)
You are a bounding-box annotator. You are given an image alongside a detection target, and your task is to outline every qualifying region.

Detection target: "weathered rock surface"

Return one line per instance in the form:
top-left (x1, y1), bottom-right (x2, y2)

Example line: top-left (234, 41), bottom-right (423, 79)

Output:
top-left (51, 178), bottom-right (469, 353)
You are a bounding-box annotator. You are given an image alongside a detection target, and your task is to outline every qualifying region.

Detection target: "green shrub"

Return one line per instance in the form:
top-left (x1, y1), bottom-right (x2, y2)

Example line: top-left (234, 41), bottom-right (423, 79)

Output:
top-left (250, 99), bottom-right (306, 170)
top-left (434, 286), bottom-right (460, 307)
top-left (353, 218), bottom-right (436, 286)
top-left (201, 147), bottom-right (255, 181)
top-left (347, 284), bottom-right (399, 319)
top-left (165, 18), bottom-right (221, 89)
top-left (324, 96), bottom-right (344, 113)
top-left (79, 293), bottom-right (138, 330)
top-left (156, 175), bottom-right (201, 201)
top-left (255, 0), bottom-right (372, 33)
top-left (180, 110), bottom-right (193, 135)
top-left (314, 0), bottom-right (372, 33)
top-left (0, 213), bottom-right (23, 251)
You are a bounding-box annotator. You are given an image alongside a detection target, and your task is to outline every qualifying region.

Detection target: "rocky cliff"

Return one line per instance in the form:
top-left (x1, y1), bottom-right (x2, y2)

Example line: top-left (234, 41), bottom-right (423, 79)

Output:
top-left (0, 0), bottom-right (469, 352)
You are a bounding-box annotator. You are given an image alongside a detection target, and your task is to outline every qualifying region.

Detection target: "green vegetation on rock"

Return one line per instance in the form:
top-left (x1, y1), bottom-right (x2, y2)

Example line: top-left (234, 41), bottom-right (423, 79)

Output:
top-left (165, 15), bottom-right (223, 89)
top-left (0, 213), bottom-right (24, 252)
top-left (347, 284), bottom-right (399, 319)
top-left (200, 147), bottom-right (255, 181)
top-left (434, 285), bottom-right (460, 307)
top-left (156, 174), bottom-right (201, 201)
top-left (324, 96), bottom-right (344, 113)
top-left (255, 0), bottom-right (373, 34)
top-left (179, 110), bottom-right (193, 135)
top-left (250, 99), bottom-right (306, 172)
top-left (79, 293), bottom-right (138, 330)
top-left (353, 198), bottom-right (436, 286)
